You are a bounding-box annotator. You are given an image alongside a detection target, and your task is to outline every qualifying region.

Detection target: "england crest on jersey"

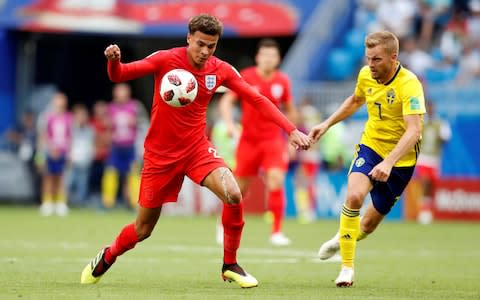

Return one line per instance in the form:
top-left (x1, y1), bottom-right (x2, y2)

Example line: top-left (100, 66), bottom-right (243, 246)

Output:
top-left (205, 75), bottom-right (216, 90)
top-left (271, 83), bottom-right (284, 99)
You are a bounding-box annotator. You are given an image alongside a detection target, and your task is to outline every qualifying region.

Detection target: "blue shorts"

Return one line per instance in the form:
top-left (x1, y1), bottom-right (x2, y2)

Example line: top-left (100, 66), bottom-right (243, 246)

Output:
top-left (107, 144), bottom-right (135, 175)
top-left (46, 154), bottom-right (67, 175)
top-left (349, 144), bottom-right (415, 215)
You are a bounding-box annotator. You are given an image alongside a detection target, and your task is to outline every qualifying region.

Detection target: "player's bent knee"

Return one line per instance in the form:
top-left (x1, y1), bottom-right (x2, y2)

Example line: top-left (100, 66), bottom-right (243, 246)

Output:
top-left (266, 179), bottom-right (284, 191)
top-left (266, 170), bottom-right (285, 190)
top-left (346, 192), bottom-right (365, 208)
top-left (225, 188), bottom-right (242, 205)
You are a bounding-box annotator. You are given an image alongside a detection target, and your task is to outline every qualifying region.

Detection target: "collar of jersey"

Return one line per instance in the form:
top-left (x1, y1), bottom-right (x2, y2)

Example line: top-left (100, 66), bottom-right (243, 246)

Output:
top-left (381, 62), bottom-right (401, 86)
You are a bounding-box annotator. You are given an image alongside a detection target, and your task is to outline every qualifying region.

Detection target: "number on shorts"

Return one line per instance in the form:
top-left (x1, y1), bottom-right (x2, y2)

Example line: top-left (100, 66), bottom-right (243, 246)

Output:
top-left (208, 147), bottom-right (221, 158)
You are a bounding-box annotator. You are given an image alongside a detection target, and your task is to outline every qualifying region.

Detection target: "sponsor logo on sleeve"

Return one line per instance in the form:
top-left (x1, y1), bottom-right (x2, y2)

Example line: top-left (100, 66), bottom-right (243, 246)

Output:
top-left (409, 97), bottom-right (420, 110)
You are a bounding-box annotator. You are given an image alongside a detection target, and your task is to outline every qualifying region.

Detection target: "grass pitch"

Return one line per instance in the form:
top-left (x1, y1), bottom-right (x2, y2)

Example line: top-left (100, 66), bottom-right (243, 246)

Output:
top-left (0, 205), bottom-right (478, 300)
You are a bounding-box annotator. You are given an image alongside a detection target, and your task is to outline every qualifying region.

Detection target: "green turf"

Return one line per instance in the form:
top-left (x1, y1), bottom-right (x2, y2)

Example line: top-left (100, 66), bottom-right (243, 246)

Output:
top-left (0, 206), bottom-right (479, 300)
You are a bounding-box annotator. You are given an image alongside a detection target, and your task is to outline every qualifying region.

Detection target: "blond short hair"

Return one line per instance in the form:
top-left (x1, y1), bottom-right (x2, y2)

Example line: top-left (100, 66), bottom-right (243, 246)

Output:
top-left (365, 31), bottom-right (399, 55)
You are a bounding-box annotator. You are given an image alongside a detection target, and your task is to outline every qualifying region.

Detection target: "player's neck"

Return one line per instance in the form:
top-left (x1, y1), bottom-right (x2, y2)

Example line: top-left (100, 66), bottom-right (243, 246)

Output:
top-left (186, 52), bottom-right (205, 70)
top-left (379, 62), bottom-right (399, 84)
top-left (256, 67), bottom-right (275, 80)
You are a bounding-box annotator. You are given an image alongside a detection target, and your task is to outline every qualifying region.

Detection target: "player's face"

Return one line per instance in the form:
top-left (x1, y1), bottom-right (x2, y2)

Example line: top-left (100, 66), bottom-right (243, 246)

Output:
top-left (113, 84), bottom-right (131, 103)
top-left (255, 47), bottom-right (280, 73)
top-left (365, 45), bottom-right (397, 83)
top-left (187, 31), bottom-right (219, 68)
top-left (52, 93), bottom-right (67, 113)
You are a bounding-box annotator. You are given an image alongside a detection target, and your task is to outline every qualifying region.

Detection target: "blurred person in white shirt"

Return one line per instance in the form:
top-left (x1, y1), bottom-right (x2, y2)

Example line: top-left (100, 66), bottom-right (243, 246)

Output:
top-left (66, 103), bottom-right (94, 206)
top-left (370, 0), bottom-right (418, 38)
top-left (400, 36), bottom-right (435, 79)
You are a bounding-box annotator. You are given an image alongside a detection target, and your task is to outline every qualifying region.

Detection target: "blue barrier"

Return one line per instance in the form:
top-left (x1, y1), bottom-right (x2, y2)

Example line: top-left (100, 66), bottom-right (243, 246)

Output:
top-left (285, 167), bottom-right (403, 220)
top-left (0, 30), bottom-right (15, 135)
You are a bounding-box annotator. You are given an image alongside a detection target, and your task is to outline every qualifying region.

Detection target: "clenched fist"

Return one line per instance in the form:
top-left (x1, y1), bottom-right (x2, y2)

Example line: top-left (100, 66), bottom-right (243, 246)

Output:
top-left (104, 44), bottom-right (121, 61)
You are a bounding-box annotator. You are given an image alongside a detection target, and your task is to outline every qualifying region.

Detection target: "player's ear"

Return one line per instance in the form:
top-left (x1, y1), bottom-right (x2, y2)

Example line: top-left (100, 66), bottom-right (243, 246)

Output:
top-left (187, 33), bottom-right (191, 45)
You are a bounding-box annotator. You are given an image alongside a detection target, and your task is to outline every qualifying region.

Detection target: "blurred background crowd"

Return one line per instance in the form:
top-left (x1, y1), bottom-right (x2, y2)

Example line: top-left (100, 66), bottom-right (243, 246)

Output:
top-left (0, 0), bottom-right (478, 223)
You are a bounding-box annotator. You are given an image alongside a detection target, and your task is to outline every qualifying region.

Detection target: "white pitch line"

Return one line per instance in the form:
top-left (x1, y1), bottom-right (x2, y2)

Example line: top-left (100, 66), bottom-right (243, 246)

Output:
top-left (1, 241), bottom-right (478, 259)
top-left (0, 256), bottom-right (340, 265)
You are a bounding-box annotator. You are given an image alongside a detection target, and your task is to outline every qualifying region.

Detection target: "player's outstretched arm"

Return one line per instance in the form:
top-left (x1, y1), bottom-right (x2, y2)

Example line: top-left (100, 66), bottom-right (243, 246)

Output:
top-left (308, 94), bottom-right (365, 143)
top-left (308, 121), bottom-right (330, 144)
top-left (105, 44), bottom-right (159, 82)
top-left (223, 70), bottom-right (293, 131)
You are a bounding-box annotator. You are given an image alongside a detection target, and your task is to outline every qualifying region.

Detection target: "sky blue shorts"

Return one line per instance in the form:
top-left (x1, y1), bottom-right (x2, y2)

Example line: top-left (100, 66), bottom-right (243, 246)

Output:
top-left (349, 144), bottom-right (415, 215)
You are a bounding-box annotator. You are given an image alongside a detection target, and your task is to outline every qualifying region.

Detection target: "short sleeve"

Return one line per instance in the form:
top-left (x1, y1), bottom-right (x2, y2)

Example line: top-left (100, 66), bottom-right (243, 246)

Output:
top-left (402, 78), bottom-right (426, 115)
top-left (354, 67), bottom-right (368, 98)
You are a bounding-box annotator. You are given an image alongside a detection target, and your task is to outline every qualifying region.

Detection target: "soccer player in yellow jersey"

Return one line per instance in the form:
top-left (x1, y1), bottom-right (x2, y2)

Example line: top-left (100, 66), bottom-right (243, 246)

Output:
top-left (309, 31), bottom-right (426, 287)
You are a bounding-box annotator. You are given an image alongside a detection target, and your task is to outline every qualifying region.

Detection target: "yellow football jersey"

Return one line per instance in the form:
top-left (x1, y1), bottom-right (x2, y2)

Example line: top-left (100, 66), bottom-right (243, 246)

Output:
top-left (354, 64), bottom-right (426, 167)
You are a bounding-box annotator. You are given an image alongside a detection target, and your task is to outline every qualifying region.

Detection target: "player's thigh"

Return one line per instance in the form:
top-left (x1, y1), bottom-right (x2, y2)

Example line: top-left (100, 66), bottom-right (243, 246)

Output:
top-left (361, 202), bottom-right (384, 233)
top-left (261, 139), bottom-right (288, 172)
top-left (235, 139), bottom-right (261, 177)
top-left (186, 140), bottom-right (241, 204)
top-left (265, 168), bottom-right (286, 190)
top-left (138, 162), bottom-right (185, 208)
top-left (202, 167), bottom-right (242, 204)
top-left (346, 172), bottom-right (373, 209)
top-left (370, 166), bottom-right (415, 215)
top-left (346, 144), bottom-right (378, 209)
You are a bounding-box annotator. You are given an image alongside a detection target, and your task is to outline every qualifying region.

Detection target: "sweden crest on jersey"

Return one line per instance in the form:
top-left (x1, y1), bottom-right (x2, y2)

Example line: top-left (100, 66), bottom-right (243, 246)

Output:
top-left (386, 88), bottom-right (395, 105)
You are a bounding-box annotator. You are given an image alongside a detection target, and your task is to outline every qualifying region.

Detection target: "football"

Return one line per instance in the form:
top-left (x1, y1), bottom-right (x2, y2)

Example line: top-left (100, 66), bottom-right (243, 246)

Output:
top-left (160, 69), bottom-right (198, 107)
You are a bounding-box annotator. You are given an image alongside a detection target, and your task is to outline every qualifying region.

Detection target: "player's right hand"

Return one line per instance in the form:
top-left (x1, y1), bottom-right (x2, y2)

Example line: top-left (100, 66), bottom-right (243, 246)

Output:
top-left (308, 121), bottom-right (329, 143)
top-left (289, 129), bottom-right (311, 150)
top-left (104, 44), bottom-right (121, 61)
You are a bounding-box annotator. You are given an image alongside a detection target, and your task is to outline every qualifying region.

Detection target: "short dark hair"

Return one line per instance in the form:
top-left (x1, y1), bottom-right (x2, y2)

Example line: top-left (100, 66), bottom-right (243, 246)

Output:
top-left (188, 14), bottom-right (223, 36)
top-left (257, 38), bottom-right (280, 53)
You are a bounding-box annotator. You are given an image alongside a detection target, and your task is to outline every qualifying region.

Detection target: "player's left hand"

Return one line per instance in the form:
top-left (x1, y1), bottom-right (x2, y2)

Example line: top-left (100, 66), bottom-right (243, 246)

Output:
top-left (368, 160), bottom-right (393, 182)
top-left (289, 129), bottom-right (311, 150)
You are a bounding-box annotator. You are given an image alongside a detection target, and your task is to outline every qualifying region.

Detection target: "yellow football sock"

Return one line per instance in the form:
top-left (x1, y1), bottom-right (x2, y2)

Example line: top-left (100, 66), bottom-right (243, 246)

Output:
top-left (42, 194), bottom-right (53, 204)
top-left (295, 187), bottom-right (310, 224)
top-left (102, 167), bottom-right (119, 209)
top-left (339, 204), bottom-right (360, 268)
top-left (127, 163), bottom-right (140, 209)
top-left (55, 192), bottom-right (67, 203)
